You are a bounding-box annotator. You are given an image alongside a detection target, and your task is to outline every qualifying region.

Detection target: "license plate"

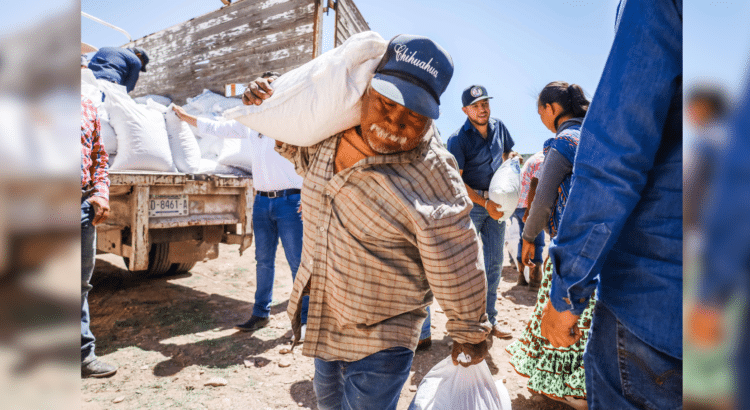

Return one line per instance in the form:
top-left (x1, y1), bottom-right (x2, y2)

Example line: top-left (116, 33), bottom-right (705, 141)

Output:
top-left (149, 195), bottom-right (189, 217)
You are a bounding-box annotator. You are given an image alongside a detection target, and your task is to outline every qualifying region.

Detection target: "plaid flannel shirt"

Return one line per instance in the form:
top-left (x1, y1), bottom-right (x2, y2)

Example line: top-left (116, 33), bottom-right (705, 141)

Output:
top-left (81, 96), bottom-right (109, 201)
top-left (277, 124), bottom-right (491, 362)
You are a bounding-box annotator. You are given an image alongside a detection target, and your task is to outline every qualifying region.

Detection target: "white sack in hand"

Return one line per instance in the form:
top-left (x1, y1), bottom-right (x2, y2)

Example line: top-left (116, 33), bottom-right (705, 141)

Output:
top-left (224, 30), bottom-right (387, 146)
top-left (488, 157), bottom-right (521, 222)
top-left (409, 355), bottom-right (512, 410)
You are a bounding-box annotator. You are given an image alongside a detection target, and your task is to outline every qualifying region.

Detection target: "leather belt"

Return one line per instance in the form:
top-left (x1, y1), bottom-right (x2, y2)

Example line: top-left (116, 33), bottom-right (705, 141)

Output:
top-left (474, 189), bottom-right (490, 199)
top-left (257, 189), bottom-right (301, 198)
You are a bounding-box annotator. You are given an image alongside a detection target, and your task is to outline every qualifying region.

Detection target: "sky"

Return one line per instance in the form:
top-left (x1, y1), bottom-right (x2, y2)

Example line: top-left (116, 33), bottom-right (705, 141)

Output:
top-left (75, 0), bottom-right (750, 153)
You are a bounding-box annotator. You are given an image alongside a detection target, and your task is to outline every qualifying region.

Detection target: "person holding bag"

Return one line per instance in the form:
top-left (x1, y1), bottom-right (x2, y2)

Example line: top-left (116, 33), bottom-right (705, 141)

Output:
top-left (506, 81), bottom-right (594, 410)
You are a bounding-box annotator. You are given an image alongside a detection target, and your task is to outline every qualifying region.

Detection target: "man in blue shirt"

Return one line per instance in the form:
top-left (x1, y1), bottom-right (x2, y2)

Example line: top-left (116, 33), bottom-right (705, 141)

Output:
top-left (539, 0), bottom-right (682, 408)
top-left (447, 85), bottom-right (516, 339)
top-left (88, 46), bottom-right (150, 93)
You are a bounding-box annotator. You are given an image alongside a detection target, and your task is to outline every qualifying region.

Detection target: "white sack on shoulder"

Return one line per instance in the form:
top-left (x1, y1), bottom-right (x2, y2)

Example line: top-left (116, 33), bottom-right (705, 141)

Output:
top-left (224, 31), bottom-right (388, 146)
top-left (409, 355), bottom-right (511, 410)
top-left (99, 80), bottom-right (175, 172)
top-left (488, 157), bottom-right (521, 222)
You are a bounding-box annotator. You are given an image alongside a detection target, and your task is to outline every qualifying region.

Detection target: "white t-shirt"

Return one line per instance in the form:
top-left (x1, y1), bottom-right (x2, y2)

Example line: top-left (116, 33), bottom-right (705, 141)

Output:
top-left (197, 118), bottom-right (303, 192)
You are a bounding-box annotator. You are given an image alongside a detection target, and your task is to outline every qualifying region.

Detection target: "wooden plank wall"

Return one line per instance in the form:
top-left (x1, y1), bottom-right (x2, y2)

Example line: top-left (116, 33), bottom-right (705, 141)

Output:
top-left (126, 0), bottom-right (318, 104)
top-left (333, 0), bottom-right (370, 47)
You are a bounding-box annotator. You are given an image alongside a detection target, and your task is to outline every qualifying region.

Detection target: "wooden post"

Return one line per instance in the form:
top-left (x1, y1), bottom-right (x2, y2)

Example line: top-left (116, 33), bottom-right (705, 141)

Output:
top-left (130, 185), bottom-right (150, 271)
top-left (312, 0), bottom-right (325, 58)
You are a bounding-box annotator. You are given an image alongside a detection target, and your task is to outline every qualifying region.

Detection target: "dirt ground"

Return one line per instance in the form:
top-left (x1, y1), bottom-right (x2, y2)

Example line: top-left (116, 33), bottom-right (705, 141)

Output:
top-left (82, 222), bottom-right (574, 410)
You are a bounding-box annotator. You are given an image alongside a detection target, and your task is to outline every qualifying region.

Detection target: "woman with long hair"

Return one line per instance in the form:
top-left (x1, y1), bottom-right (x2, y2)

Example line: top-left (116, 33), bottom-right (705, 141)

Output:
top-left (505, 81), bottom-right (595, 410)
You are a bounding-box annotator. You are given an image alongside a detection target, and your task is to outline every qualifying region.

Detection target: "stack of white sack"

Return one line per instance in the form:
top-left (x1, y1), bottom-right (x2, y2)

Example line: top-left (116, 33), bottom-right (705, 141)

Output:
top-left (185, 90), bottom-right (244, 160)
top-left (134, 94), bottom-right (172, 106)
top-left (81, 69), bottom-right (118, 159)
top-left (143, 100), bottom-right (203, 173)
top-left (224, 30), bottom-right (388, 146)
top-left (96, 80), bottom-right (175, 172)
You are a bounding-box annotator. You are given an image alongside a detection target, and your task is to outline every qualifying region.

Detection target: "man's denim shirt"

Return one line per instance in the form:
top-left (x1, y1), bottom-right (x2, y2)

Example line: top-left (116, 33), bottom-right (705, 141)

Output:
top-left (548, 0), bottom-right (683, 359)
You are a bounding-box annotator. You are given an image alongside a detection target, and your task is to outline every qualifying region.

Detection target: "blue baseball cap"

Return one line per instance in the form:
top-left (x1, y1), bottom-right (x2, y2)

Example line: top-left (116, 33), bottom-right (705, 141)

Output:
top-left (371, 34), bottom-right (454, 119)
top-left (462, 85), bottom-right (492, 107)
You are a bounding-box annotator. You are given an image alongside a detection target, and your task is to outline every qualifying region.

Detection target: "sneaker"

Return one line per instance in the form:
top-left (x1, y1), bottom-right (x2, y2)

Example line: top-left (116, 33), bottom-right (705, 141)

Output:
top-left (416, 336), bottom-right (432, 351)
top-left (491, 324), bottom-right (513, 339)
top-left (82, 359), bottom-right (117, 378)
top-left (234, 315), bottom-right (270, 332)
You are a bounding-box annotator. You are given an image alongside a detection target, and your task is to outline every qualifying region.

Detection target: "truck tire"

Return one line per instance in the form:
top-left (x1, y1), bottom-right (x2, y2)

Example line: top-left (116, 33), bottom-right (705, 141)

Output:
top-left (169, 261), bottom-right (197, 274)
top-left (122, 243), bottom-right (172, 277)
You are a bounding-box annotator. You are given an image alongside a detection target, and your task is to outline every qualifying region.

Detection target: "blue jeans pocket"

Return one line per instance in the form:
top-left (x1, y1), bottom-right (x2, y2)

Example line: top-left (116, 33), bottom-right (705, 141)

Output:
top-left (617, 321), bottom-right (682, 410)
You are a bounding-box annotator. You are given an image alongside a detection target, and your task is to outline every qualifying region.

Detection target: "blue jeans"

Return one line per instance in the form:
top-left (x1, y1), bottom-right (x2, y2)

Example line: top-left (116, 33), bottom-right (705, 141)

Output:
top-left (314, 347), bottom-right (413, 410)
top-left (470, 204), bottom-right (505, 325)
top-left (585, 302), bottom-right (682, 409)
top-left (512, 207), bottom-right (544, 264)
top-left (252, 193), bottom-right (308, 323)
top-left (81, 200), bottom-right (97, 364)
top-left (419, 306), bottom-right (431, 340)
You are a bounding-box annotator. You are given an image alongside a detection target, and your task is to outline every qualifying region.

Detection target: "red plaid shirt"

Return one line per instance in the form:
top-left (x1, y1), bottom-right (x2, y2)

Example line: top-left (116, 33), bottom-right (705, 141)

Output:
top-left (81, 96), bottom-right (109, 201)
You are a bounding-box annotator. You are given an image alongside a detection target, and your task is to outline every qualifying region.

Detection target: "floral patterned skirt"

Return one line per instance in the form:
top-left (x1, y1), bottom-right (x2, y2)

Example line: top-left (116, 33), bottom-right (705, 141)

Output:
top-left (505, 257), bottom-right (596, 400)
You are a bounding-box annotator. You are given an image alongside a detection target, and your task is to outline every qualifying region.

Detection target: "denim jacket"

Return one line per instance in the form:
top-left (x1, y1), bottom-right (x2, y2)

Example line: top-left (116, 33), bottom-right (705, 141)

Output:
top-left (548, 0), bottom-right (683, 359)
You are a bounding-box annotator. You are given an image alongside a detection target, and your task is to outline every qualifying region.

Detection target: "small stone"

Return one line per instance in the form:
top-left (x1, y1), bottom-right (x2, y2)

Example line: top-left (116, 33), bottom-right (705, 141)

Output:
top-left (204, 377), bottom-right (228, 387)
top-left (140, 365), bottom-right (148, 370)
top-left (199, 370), bottom-right (205, 375)
top-left (298, 402), bottom-right (304, 406)
top-left (280, 347), bottom-right (293, 355)
top-left (502, 378), bottom-right (507, 383)
top-left (279, 359), bottom-right (292, 368)
top-left (409, 385), bottom-right (417, 392)
top-left (113, 396), bottom-right (125, 404)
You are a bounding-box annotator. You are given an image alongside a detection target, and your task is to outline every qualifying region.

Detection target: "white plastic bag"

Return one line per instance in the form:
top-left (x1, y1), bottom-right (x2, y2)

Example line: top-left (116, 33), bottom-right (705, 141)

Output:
top-left (409, 355), bottom-right (512, 410)
top-left (224, 30), bottom-right (388, 146)
top-left (488, 157), bottom-right (521, 222)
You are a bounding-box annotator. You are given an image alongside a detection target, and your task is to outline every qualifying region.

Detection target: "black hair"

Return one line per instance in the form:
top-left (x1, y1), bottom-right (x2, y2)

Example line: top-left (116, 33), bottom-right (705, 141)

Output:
top-left (261, 71), bottom-right (280, 79)
top-left (537, 81), bottom-right (589, 131)
top-left (687, 84), bottom-right (728, 120)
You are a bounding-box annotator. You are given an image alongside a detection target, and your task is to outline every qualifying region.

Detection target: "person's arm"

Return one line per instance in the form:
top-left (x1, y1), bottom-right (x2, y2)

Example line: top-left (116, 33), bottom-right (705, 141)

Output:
top-left (415, 194), bottom-right (491, 350)
top-left (447, 135), bottom-right (504, 219)
top-left (172, 105), bottom-right (198, 127)
top-left (521, 149), bottom-right (571, 242)
top-left (122, 51), bottom-right (141, 93)
top-left (501, 124), bottom-right (516, 162)
top-left (197, 116), bottom-right (256, 139)
top-left (546, 0), bottom-right (682, 317)
top-left (523, 177), bottom-right (538, 222)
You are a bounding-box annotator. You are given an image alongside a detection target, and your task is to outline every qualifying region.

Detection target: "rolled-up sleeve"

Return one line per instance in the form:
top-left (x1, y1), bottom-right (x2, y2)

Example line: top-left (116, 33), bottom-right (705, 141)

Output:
top-left (417, 206), bottom-right (491, 344)
top-left (197, 118), bottom-right (257, 139)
